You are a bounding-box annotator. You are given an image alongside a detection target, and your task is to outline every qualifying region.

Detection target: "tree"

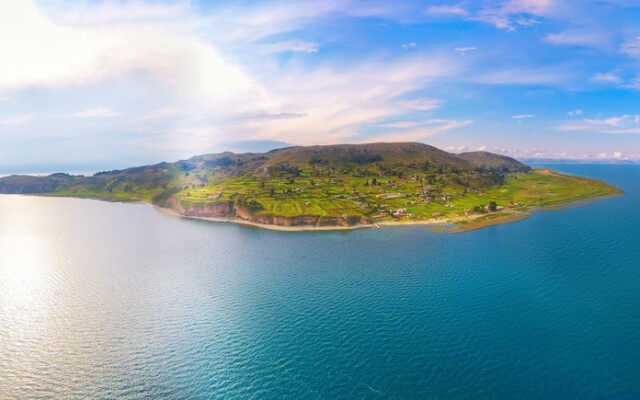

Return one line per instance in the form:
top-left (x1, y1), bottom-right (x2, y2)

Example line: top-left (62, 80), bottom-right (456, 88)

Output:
top-left (473, 205), bottom-right (486, 214)
top-left (243, 199), bottom-right (264, 212)
top-left (488, 201), bottom-right (497, 212)
top-left (372, 177), bottom-right (377, 186)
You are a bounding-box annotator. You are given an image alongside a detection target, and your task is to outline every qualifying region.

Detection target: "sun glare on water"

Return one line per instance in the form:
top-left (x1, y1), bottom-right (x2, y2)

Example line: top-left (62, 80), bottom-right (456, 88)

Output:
top-left (0, 234), bottom-right (53, 307)
top-left (0, 197), bottom-right (63, 348)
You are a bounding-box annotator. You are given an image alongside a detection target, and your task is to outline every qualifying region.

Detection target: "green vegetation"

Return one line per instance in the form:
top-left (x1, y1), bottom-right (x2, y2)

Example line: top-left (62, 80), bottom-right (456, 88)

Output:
top-left (173, 168), bottom-right (620, 223)
top-left (0, 143), bottom-right (622, 231)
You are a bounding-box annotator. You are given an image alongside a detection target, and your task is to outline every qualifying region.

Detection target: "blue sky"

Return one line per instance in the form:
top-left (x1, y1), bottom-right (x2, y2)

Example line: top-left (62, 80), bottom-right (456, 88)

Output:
top-left (1, 0), bottom-right (640, 173)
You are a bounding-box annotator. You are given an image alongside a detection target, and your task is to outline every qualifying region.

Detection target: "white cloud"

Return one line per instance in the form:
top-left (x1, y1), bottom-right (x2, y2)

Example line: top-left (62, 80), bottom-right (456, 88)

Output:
top-left (226, 52), bottom-right (464, 145)
top-left (593, 72), bottom-right (623, 84)
top-left (545, 30), bottom-right (613, 49)
top-left (401, 42), bottom-right (417, 50)
top-left (554, 114), bottom-right (640, 134)
top-left (567, 109), bottom-right (583, 117)
top-left (475, 66), bottom-right (572, 86)
top-left (454, 47), bottom-right (477, 55)
top-left (379, 121), bottom-right (423, 129)
top-left (132, 107), bottom-right (179, 122)
top-left (367, 119), bottom-right (472, 143)
top-left (72, 107), bottom-right (121, 118)
top-left (446, 145), bottom-right (468, 152)
top-left (584, 116), bottom-right (631, 127)
top-left (54, 1), bottom-right (191, 26)
top-left (626, 77), bottom-right (640, 90)
top-left (515, 16), bottom-right (541, 27)
top-left (261, 39), bottom-right (319, 54)
top-left (1, 0), bottom-right (638, 170)
top-left (379, 118), bottom-right (468, 131)
top-left (0, 114), bottom-right (32, 125)
top-left (478, 145), bottom-right (487, 151)
top-left (0, 1), bottom-right (468, 152)
top-left (512, 114), bottom-right (534, 120)
top-left (502, 0), bottom-right (555, 15)
top-left (400, 98), bottom-right (441, 111)
top-left (621, 36), bottom-right (640, 58)
top-left (430, 0), bottom-right (559, 32)
top-left (0, 0), bottom-right (256, 101)
top-left (512, 114), bottom-right (534, 124)
top-left (205, 1), bottom-right (412, 44)
top-left (471, 0), bottom-right (555, 31)
top-left (426, 5), bottom-right (468, 16)
top-left (480, 146), bottom-right (637, 161)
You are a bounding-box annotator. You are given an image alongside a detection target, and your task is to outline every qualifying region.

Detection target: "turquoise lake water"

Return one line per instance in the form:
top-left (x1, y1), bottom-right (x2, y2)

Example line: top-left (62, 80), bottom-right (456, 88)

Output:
top-left (0, 164), bottom-right (639, 399)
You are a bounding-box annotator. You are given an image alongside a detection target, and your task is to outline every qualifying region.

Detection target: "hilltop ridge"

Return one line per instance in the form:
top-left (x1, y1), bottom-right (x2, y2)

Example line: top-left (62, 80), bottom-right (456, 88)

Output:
top-left (0, 142), bottom-right (530, 194)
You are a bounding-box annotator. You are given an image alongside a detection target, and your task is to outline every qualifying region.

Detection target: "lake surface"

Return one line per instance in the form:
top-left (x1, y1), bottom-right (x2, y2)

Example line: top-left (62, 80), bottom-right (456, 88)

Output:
top-left (1, 164), bottom-right (639, 399)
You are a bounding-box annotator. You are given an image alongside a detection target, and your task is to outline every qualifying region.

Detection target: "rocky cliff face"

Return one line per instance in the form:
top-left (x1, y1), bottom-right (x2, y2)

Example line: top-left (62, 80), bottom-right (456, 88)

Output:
top-left (234, 204), bottom-right (371, 227)
top-left (167, 199), bottom-right (232, 218)
top-left (185, 202), bottom-right (232, 217)
top-left (168, 199), bottom-right (372, 228)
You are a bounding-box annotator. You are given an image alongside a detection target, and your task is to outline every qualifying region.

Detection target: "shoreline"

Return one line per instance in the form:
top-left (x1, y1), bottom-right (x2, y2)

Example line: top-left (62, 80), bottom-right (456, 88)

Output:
top-left (152, 203), bottom-right (526, 233)
top-left (153, 204), bottom-right (377, 231)
top-left (151, 186), bottom-right (622, 233)
top-left (3, 178), bottom-right (623, 234)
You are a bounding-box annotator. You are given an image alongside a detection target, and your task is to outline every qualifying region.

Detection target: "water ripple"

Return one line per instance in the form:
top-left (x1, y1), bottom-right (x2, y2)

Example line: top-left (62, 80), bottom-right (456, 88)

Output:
top-left (1, 165), bottom-right (639, 398)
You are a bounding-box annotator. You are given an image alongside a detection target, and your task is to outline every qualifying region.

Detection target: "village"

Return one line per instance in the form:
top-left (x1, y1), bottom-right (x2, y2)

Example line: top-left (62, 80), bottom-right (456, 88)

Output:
top-left (191, 164), bottom-right (504, 223)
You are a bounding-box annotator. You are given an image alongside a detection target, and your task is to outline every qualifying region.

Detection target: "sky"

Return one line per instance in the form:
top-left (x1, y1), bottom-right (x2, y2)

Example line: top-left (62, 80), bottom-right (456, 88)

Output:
top-left (1, 0), bottom-right (640, 173)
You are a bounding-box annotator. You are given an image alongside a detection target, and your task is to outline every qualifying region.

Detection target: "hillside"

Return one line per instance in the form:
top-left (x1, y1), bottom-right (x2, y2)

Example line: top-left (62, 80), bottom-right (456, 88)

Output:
top-left (0, 142), bottom-right (620, 231)
top-left (264, 142), bottom-right (471, 169)
top-left (458, 151), bottom-right (531, 172)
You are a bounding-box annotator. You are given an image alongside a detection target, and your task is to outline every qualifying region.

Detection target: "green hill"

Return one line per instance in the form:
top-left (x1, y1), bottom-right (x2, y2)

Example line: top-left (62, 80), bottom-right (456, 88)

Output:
top-left (264, 142), bottom-right (472, 169)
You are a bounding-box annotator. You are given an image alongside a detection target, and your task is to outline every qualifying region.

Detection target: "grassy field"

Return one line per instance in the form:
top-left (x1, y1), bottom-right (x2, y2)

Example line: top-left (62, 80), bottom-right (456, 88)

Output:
top-left (172, 168), bottom-right (621, 224)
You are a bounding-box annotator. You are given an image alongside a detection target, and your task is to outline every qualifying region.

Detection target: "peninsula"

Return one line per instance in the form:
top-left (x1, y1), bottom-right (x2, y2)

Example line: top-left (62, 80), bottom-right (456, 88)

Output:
top-left (0, 143), bottom-right (622, 232)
